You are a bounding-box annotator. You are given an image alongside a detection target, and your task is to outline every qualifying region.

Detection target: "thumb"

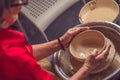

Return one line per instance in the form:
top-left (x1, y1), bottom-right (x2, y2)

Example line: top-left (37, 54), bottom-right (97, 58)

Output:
top-left (87, 49), bottom-right (98, 60)
top-left (91, 49), bottom-right (98, 57)
top-left (85, 49), bottom-right (98, 63)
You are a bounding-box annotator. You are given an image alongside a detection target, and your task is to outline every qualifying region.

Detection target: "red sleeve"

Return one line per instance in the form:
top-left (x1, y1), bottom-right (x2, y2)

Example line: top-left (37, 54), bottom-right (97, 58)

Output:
top-left (0, 29), bottom-right (54, 80)
top-left (25, 45), bottom-right (54, 80)
top-left (25, 45), bottom-right (33, 56)
top-left (0, 44), bottom-right (54, 80)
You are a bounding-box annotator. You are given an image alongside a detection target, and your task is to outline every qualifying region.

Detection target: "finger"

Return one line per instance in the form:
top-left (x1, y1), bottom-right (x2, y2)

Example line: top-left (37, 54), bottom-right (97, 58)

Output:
top-left (78, 27), bottom-right (90, 32)
top-left (74, 27), bottom-right (90, 36)
top-left (102, 44), bottom-right (107, 51)
top-left (103, 44), bottom-right (111, 53)
top-left (96, 44), bottom-right (111, 60)
top-left (71, 27), bottom-right (89, 32)
top-left (68, 27), bottom-right (89, 37)
top-left (91, 49), bottom-right (98, 56)
top-left (87, 49), bottom-right (98, 60)
top-left (100, 44), bottom-right (111, 57)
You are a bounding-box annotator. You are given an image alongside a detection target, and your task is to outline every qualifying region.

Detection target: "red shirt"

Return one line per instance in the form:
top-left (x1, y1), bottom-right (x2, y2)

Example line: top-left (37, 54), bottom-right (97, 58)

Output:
top-left (0, 29), bottom-right (53, 80)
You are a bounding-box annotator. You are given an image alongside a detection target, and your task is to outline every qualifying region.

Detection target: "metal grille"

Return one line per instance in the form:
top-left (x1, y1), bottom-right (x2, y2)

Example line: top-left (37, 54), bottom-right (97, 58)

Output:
top-left (20, 0), bottom-right (79, 41)
top-left (24, 0), bottom-right (58, 19)
top-left (21, 0), bottom-right (79, 32)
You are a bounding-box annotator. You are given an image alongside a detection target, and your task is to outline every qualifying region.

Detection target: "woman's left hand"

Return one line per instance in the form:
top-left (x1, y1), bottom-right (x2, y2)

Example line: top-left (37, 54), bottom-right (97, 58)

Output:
top-left (83, 44), bottom-right (111, 71)
top-left (59, 27), bottom-right (89, 49)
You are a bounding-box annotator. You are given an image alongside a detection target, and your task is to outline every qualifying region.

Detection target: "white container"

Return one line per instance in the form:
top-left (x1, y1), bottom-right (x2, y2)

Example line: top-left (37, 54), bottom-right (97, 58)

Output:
top-left (79, 0), bottom-right (119, 23)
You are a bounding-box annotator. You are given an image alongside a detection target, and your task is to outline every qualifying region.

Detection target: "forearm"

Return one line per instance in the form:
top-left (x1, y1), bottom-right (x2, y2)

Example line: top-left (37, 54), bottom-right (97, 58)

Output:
top-left (69, 65), bottom-right (91, 80)
top-left (32, 39), bottom-right (61, 60)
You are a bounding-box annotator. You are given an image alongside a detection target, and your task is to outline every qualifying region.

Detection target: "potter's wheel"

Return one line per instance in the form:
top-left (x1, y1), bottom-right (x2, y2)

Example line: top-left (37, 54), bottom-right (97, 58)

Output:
top-left (53, 21), bottom-right (120, 80)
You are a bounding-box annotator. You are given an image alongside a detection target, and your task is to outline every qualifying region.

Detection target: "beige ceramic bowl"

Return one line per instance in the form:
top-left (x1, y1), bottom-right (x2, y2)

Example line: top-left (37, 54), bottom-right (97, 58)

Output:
top-left (70, 37), bottom-right (115, 74)
top-left (79, 0), bottom-right (119, 23)
top-left (69, 30), bottom-right (106, 62)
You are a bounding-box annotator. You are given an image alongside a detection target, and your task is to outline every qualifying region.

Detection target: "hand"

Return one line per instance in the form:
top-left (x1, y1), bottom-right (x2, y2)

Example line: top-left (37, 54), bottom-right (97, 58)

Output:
top-left (83, 44), bottom-right (111, 71)
top-left (59, 27), bottom-right (89, 48)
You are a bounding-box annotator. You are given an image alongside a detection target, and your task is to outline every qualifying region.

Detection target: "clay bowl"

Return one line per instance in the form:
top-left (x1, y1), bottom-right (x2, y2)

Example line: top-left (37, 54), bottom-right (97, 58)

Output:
top-left (69, 30), bottom-right (106, 62)
top-left (79, 0), bottom-right (119, 23)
